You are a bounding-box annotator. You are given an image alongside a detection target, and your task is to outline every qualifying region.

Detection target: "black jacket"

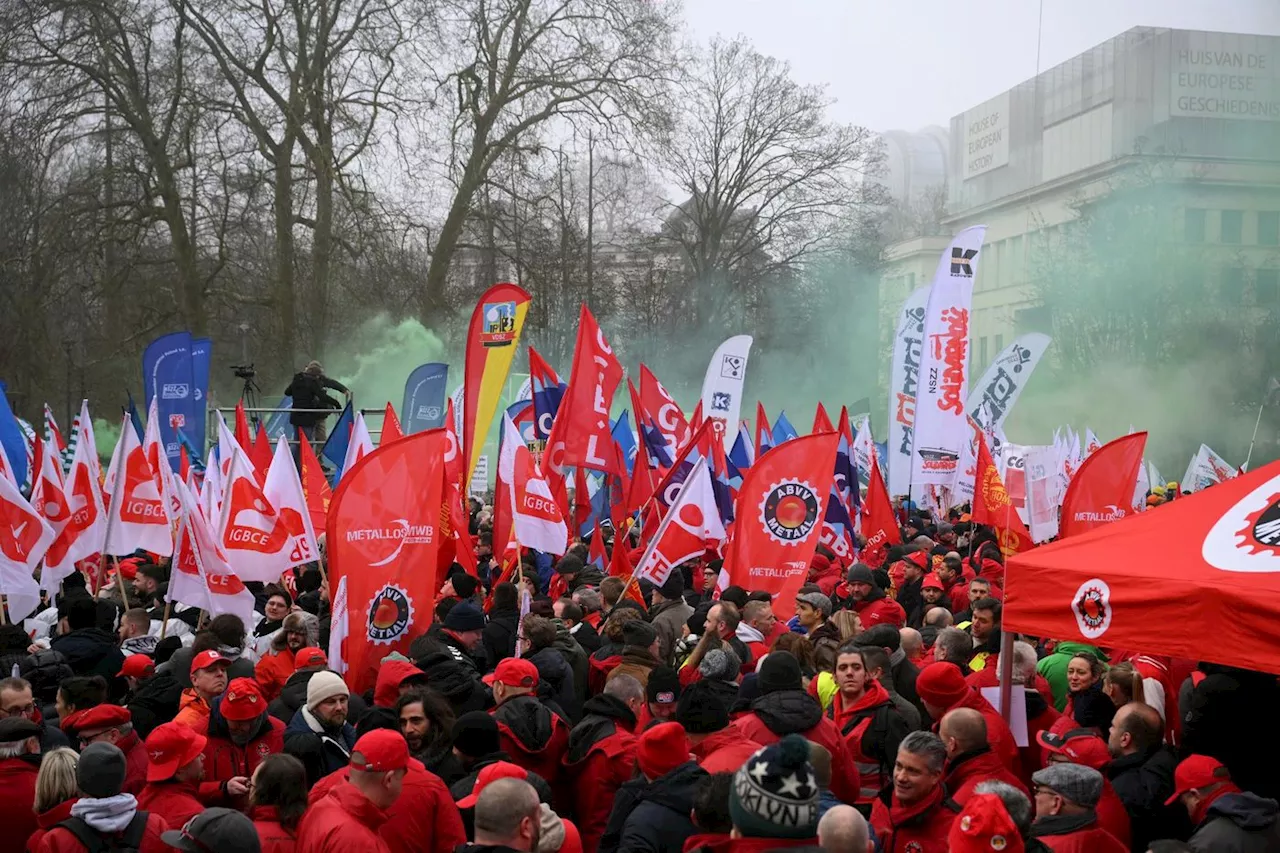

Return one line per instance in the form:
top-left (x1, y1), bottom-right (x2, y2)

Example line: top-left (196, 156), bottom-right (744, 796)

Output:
top-left (567, 566), bottom-right (605, 592)
top-left (482, 608), bottom-right (519, 666)
top-left (1067, 681), bottom-right (1115, 738)
top-left (607, 761), bottom-right (707, 853)
top-left (566, 695), bottom-right (636, 765)
top-left (528, 646), bottom-right (579, 723)
top-left (267, 668), bottom-right (368, 726)
top-left (283, 706), bottom-right (357, 786)
top-left (283, 372), bottom-right (345, 426)
top-left (127, 672), bottom-right (184, 739)
top-left (1189, 791), bottom-right (1280, 852)
top-left (1106, 744), bottom-right (1192, 848)
top-left (552, 624), bottom-right (590, 718)
top-left (450, 749), bottom-right (555, 840)
top-left (414, 651), bottom-right (492, 716)
top-left (50, 628), bottom-right (126, 691)
top-left (569, 621), bottom-right (601, 655)
top-left (747, 689), bottom-right (824, 735)
top-left (899, 576), bottom-right (925, 628)
top-left (890, 649), bottom-right (926, 722)
top-left (1183, 667), bottom-right (1280, 801)
top-left (493, 694), bottom-right (567, 754)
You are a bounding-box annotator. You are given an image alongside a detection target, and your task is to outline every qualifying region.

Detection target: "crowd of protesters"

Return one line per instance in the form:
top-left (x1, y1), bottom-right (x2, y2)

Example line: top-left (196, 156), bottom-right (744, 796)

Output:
top-left (2, 500), bottom-right (1279, 853)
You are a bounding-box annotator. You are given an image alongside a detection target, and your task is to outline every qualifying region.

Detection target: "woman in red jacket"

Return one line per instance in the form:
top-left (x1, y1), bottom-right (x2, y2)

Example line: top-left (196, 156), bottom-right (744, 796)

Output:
top-left (249, 753), bottom-right (308, 853)
top-left (26, 748), bottom-right (79, 853)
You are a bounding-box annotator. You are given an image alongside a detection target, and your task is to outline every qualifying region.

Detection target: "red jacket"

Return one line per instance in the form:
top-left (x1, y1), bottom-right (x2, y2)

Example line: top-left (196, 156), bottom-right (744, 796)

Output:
top-left (943, 748), bottom-right (1028, 807)
top-left (686, 838), bottom-right (818, 853)
top-left (854, 594), bottom-right (906, 629)
top-left (563, 701), bottom-right (638, 853)
top-left (0, 756), bottom-right (41, 850)
top-left (118, 731), bottom-right (149, 796)
top-left (492, 695), bottom-right (571, 787)
top-left (1023, 703), bottom-right (1063, 782)
top-left (1097, 780), bottom-right (1132, 848)
top-left (26, 799), bottom-right (76, 853)
top-left (1030, 815), bottom-right (1128, 853)
top-left (173, 689), bottom-right (212, 734)
top-left (933, 689), bottom-right (1022, 779)
top-left (297, 780), bottom-right (393, 853)
top-left (870, 784), bottom-right (960, 852)
top-left (691, 729), bottom-right (763, 775)
top-left (944, 579), bottom-right (969, 614)
top-left (732, 699), bottom-right (860, 804)
top-left (203, 712), bottom-right (286, 785)
top-left (33, 810), bottom-right (170, 853)
top-left (373, 660), bottom-right (425, 708)
top-left (255, 647), bottom-right (297, 703)
top-left (138, 780), bottom-right (205, 831)
top-left (250, 805), bottom-right (299, 853)
top-left (309, 761), bottom-right (463, 853)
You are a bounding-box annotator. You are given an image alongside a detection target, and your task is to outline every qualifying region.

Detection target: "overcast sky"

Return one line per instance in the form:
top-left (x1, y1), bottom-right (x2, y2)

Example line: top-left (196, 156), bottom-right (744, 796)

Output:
top-left (683, 0), bottom-right (1280, 131)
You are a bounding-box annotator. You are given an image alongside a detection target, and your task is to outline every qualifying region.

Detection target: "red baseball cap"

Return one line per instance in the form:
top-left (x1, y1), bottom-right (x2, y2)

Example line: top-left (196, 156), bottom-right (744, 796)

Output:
top-left (482, 658), bottom-right (539, 689)
top-left (190, 650), bottom-right (231, 676)
top-left (145, 722), bottom-right (207, 782)
top-left (118, 654), bottom-right (156, 679)
top-left (349, 729), bottom-right (410, 774)
top-left (457, 761), bottom-right (528, 808)
top-left (294, 647), bottom-right (328, 669)
top-left (220, 678), bottom-right (267, 722)
top-left (71, 704), bottom-right (131, 737)
top-left (1165, 754), bottom-right (1233, 805)
top-left (1037, 728), bottom-right (1111, 771)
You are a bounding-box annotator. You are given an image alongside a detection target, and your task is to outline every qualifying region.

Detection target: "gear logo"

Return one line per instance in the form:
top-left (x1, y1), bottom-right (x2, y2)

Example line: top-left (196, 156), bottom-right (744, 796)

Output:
top-left (1203, 471), bottom-right (1280, 573)
top-left (760, 480), bottom-right (820, 544)
top-left (1071, 578), bottom-right (1112, 640)
top-left (366, 583), bottom-right (413, 645)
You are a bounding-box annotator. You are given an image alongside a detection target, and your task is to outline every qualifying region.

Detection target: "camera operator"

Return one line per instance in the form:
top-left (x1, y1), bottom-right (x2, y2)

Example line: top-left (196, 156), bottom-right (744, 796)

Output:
top-left (285, 360), bottom-right (351, 444)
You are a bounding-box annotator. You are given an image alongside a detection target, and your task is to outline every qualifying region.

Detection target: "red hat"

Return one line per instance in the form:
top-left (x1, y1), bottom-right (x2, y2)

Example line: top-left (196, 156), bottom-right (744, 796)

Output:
top-left (949, 792), bottom-right (1024, 852)
top-left (190, 650), bottom-right (230, 676)
top-left (915, 662), bottom-right (970, 710)
top-left (906, 551), bottom-right (930, 569)
top-left (294, 647), bottom-right (328, 669)
top-left (114, 557), bottom-right (141, 581)
top-left (349, 729), bottom-right (410, 774)
top-left (483, 658), bottom-right (539, 689)
top-left (1165, 754), bottom-right (1234, 805)
top-left (220, 678), bottom-right (267, 722)
top-left (60, 709), bottom-right (89, 734)
top-left (70, 704), bottom-right (131, 737)
top-left (456, 760), bottom-right (528, 808)
top-left (809, 553), bottom-right (831, 573)
top-left (1037, 728), bottom-right (1111, 771)
top-left (922, 572), bottom-right (945, 591)
top-left (637, 721), bottom-right (689, 780)
top-left (117, 654), bottom-right (156, 679)
top-left (145, 722), bottom-right (207, 782)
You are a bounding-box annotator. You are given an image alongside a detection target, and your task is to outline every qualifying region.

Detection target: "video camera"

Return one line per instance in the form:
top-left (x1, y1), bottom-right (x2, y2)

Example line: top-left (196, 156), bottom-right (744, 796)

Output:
top-left (230, 363), bottom-right (257, 381)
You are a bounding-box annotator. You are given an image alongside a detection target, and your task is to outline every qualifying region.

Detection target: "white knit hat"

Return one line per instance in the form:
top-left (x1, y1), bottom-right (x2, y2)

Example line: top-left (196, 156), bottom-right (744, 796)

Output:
top-left (306, 671), bottom-right (349, 710)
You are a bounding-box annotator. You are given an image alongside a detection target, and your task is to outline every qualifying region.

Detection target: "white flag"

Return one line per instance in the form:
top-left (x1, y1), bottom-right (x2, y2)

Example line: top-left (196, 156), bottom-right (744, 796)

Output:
top-left (634, 458), bottom-right (725, 587)
top-left (103, 414), bottom-right (173, 557)
top-left (0, 468), bottom-right (54, 621)
top-left (143, 397), bottom-right (180, 523)
top-left (888, 287), bottom-right (930, 498)
top-left (47, 417), bottom-right (107, 588)
top-left (340, 412), bottom-right (375, 479)
top-left (499, 414), bottom-right (568, 555)
top-left (967, 333), bottom-right (1051, 437)
top-left (263, 437), bottom-right (320, 569)
top-left (699, 334), bottom-right (753, 450)
top-left (217, 447), bottom-right (305, 583)
top-left (171, 479), bottom-right (256, 628)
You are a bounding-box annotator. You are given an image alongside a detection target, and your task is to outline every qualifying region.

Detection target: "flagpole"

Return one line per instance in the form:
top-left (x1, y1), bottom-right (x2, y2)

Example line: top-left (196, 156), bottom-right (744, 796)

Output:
top-left (113, 556), bottom-right (132, 610)
top-left (96, 418), bottom-right (127, 596)
top-left (1244, 399), bottom-right (1266, 473)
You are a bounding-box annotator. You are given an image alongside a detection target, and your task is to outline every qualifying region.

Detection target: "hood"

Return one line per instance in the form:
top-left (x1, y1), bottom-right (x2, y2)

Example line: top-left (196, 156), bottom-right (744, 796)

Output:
top-left (276, 669), bottom-right (314, 713)
top-left (1208, 791), bottom-right (1280, 830)
top-left (178, 688), bottom-right (209, 715)
top-left (566, 695), bottom-right (635, 763)
top-left (528, 646), bottom-right (570, 687)
top-left (750, 689), bottom-right (823, 735)
top-left (417, 651), bottom-right (487, 706)
top-left (374, 660), bottom-right (426, 708)
top-left (51, 628), bottom-right (117, 664)
top-left (638, 760), bottom-right (706, 813)
top-left (271, 611), bottom-right (319, 653)
top-left (208, 695), bottom-right (275, 742)
top-left (570, 566), bottom-right (605, 589)
top-left (121, 635), bottom-right (159, 655)
top-left (494, 695), bottom-right (557, 752)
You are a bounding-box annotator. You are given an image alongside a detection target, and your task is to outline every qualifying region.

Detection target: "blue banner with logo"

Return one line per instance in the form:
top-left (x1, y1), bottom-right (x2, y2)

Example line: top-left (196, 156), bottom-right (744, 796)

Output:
top-left (262, 396), bottom-right (294, 441)
top-left (142, 332), bottom-right (196, 472)
top-left (611, 411), bottom-right (637, 476)
top-left (402, 363), bottom-right (449, 435)
top-left (189, 337), bottom-right (211, 456)
top-left (0, 382), bottom-right (28, 488)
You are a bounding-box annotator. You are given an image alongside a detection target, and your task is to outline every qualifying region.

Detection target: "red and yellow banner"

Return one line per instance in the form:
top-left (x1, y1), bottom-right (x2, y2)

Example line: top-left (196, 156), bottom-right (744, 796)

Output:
top-left (463, 283), bottom-right (531, 489)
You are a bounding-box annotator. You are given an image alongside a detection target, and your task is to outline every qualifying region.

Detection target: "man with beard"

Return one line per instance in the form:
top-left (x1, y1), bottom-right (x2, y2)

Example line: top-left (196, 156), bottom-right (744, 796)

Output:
top-left (202, 678), bottom-right (279, 803)
top-left (395, 688), bottom-right (458, 781)
top-left (284, 671), bottom-right (358, 785)
top-left (842, 565), bottom-right (905, 629)
top-left (255, 611), bottom-right (314, 702)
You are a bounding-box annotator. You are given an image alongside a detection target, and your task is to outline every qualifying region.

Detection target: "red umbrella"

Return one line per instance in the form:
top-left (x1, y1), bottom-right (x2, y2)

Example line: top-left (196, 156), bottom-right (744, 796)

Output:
top-left (1004, 459), bottom-right (1280, 675)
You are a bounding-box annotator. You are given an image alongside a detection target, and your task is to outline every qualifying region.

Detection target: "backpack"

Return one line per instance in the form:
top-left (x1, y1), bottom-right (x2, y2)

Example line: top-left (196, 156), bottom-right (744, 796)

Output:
top-left (55, 812), bottom-right (149, 853)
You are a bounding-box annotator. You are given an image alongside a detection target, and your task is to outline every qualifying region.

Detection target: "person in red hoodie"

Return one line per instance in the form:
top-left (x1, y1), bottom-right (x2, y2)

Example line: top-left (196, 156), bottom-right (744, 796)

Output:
top-left (486, 658), bottom-right (570, 789)
top-left (936, 556), bottom-right (971, 615)
top-left (64, 704), bottom-right (149, 796)
top-left (869, 731), bottom-right (960, 851)
top-left (807, 549), bottom-right (843, 598)
top-left (562, 677), bottom-right (639, 852)
top-left (1036, 729), bottom-right (1131, 847)
top-left (915, 662), bottom-right (1021, 778)
top-left (309, 709), bottom-right (464, 853)
top-left (202, 678), bottom-right (284, 802)
top-left (948, 792), bottom-right (1024, 852)
top-left (828, 644), bottom-right (909, 809)
top-left (843, 565), bottom-right (905, 629)
top-left (939, 709), bottom-right (1028, 807)
top-left (1, 717), bottom-right (46, 850)
top-left (137, 722), bottom-right (213, 830)
top-left (296, 729), bottom-right (410, 853)
top-left (372, 660), bottom-right (428, 709)
top-left (1028, 763), bottom-right (1127, 852)
top-left (731, 651), bottom-right (861, 804)
top-left (248, 753), bottom-right (308, 853)
top-left (679, 680), bottom-right (762, 774)
top-left (33, 743), bottom-right (170, 853)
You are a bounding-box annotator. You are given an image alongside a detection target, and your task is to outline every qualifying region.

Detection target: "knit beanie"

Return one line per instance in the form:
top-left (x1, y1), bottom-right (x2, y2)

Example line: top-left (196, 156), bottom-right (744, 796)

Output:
top-left (621, 619), bottom-right (658, 649)
top-left (757, 651), bottom-right (802, 695)
top-left (730, 735), bottom-right (819, 839)
top-left (699, 647), bottom-right (741, 682)
top-left (636, 721), bottom-right (690, 780)
top-left (452, 573), bottom-right (480, 600)
top-left (915, 661), bottom-right (969, 709)
top-left (452, 710), bottom-right (500, 758)
top-left (306, 671), bottom-right (349, 710)
top-left (657, 572), bottom-right (684, 599)
top-left (77, 742), bottom-right (127, 799)
top-left (676, 681), bottom-right (729, 734)
top-left (646, 666), bottom-right (681, 706)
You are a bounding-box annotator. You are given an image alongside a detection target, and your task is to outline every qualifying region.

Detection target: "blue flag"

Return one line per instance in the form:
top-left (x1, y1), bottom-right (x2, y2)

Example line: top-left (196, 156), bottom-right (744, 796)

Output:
top-left (261, 397), bottom-right (294, 441)
top-left (402, 363), bottom-right (449, 434)
top-left (727, 424), bottom-right (753, 484)
top-left (125, 390), bottom-right (144, 442)
top-left (772, 411), bottom-right (799, 443)
top-left (0, 383), bottom-right (28, 487)
top-left (176, 429), bottom-right (206, 473)
top-left (142, 331), bottom-right (197, 472)
top-left (321, 402), bottom-right (354, 475)
top-left (189, 336), bottom-right (212, 458)
top-left (611, 411), bottom-right (637, 476)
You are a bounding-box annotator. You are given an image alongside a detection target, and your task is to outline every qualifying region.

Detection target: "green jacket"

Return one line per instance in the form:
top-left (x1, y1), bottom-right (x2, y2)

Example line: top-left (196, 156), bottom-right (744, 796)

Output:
top-left (1037, 641), bottom-right (1107, 711)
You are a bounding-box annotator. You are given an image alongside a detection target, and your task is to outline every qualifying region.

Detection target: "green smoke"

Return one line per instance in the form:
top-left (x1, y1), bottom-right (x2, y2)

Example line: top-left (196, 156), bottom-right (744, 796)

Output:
top-left (93, 418), bottom-right (120, 463)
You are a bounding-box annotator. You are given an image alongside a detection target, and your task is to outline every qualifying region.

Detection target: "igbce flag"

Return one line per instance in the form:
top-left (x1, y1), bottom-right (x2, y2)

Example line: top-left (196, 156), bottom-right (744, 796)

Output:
top-left (910, 225), bottom-right (986, 488)
top-left (328, 428), bottom-right (447, 693)
top-left (544, 304), bottom-right (623, 477)
top-left (499, 414), bottom-right (568, 555)
top-left (1059, 432), bottom-right (1148, 538)
top-left (103, 413), bottom-right (173, 557)
top-left (0, 466), bottom-right (54, 621)
top-left (972, 429), bottom-right (1034, 557)
top-left (171, 478), bottom-right (256, 629)
top-left (634, 458), bottom-right (725, 587)
top-left (725, 432), bottom-right (838, 618)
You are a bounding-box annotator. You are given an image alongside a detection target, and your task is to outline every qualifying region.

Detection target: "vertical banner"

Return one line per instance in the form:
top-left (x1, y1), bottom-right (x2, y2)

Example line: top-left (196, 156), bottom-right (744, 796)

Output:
top-left (967, 333), bottom-right (1051, 435)
top-left (699, 334), bottom-right (753, 450)
top-left (911, 226), bottom-right (987, 488)
top-left (463, 283), bottom-right (531, 489)
top-left (142, 331), bottom-right (196, 474)
top-left (1024, 446), bottom-right (1060, 543)
top-left (887, 287), bottom-right (929, 499)
top-left (402, 363), bottom-right (450, 434)
top-left (189, 337), bottom-right (211, 457)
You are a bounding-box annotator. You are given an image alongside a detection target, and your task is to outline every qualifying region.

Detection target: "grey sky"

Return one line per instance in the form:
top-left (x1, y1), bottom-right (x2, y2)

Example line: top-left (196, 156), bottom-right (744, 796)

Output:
top-left (683, 0), bottom-right (1280, 131)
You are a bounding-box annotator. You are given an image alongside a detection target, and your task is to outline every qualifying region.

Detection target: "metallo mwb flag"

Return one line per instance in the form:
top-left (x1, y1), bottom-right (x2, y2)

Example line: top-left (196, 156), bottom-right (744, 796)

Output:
top-left (142, 331), bottom-right (199, 473)
top-left (402, 363), bottom-right (449, 434)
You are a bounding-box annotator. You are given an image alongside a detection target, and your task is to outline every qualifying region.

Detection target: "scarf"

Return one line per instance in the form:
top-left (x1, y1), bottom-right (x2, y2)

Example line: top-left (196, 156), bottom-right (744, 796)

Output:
top-left (72, 794), bottom-right (139, 833)
top-left (302, 706), bottom-right (352, 758)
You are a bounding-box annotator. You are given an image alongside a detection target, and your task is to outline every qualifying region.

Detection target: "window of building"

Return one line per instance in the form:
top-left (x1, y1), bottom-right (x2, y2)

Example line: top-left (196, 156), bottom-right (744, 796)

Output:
top-left (908, 272), bottom-right (916, 292)
top-left (1222, 267), bottom-right (1246, 303)
top-left (1221, 210), bottom-right (1243, 245)
top-left (993, 334), bottom-right (1004, 354)
top-left (1260, 212), bottom-right (1280, 247)
top-left (1257, 269), bottom-right (1279, 305)
top-left (1186, 208), bottom-right (1206, 243)
top-left (979, 336), bottom-right (989, 368)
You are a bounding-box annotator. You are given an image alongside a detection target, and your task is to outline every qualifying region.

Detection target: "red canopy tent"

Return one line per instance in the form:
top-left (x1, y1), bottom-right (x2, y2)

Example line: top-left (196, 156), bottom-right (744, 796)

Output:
top-left (1004, 459), bottom-right (1280, 675)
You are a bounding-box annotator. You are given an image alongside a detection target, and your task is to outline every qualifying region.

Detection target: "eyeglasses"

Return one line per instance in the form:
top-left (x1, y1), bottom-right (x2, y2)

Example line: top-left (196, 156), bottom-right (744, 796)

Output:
top-left (0, 704), bottom-right (35, 718)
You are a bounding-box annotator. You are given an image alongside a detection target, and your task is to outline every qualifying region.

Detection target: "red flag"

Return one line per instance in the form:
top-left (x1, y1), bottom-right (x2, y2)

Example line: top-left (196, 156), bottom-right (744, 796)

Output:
top-left (573, 466), bottom-right (591, 537)
top-left (251, 424), bottom-right (274, 477)
top-left (544, 305), bottom-right (623, 477)
top-left (1060, 432), bottom-right (1148, 538)
top-left (634, 459), bottom-right (725, 586)
top-left (234, 401), bottom-right (253, 454)
top-left (609, 523), bottom-right (633, 579)
top-left (859, 456), bottom-right (901, 568)
top-left (755, 402), bottom-right (772, 457)
top-left (686, 401), bottom-right (704, 450)
top-left (625, 427), bottom-right (660, 517)
top-left (971, 430), bottom-right (1034, 556)
top-left (589, 520), bottom-right (608, 569)
top-left (639, 364), bottom-right (688, 456)
top-left (382, 403), bottom-right (404, 445)
top-left (812, 404), bottom-right (834, 434)
top-left (327, 429), bottom-right (447, 692)
top-left (724, 433), bottom-right (838, 618)
top-left (179, 443), bottom-right (190, 484)
top-left (297, 432), bottom-right (331, 533)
